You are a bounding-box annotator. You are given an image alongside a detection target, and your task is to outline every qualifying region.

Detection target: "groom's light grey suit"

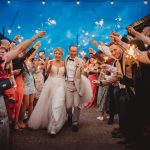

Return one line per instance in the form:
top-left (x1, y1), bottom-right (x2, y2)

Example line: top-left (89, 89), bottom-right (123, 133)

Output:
top-left (64, 56), bottom-right (83, 126)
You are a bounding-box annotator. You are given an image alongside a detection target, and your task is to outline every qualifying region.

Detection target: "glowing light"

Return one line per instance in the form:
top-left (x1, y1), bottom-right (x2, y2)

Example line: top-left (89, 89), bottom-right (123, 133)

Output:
top-left (85, 32), bottom-right (89, 36)
top-left (144, 0), bottom-right (148, 4)
top-left (42, 0), bottom-right (46, 5)
top-left (117, 24), bottom-right (121, 28)
top-left (48, 18), bottom-right (56, 25)
top-left (80, 50), bottom-right (86, 58)
top-left (104, 56), bottom-right (109, 62)
top-left (76, 0), bottom-right (80, 5)
top-left (115, 17), bottom-right (122, 21)
top-left (8, 29), bottom-right (12, 35)
top-left (7, 0), bottom-right (11, 4)
top-left (17, 25), bottom-right (21, 29)
top-left (35, 30), bottom-right (39, 33)
top-left (48, 39), bottom-right (51, 44)
top-left (99, 19), bottom-right (104, 26)
top-left (18, 39), bottom-right (22, 43)
top-left (110, 0), bottom-right (114, 5)
top-left (83, 42), bottom-right (88, 46)
top-left (38, 65), bottom-right (41, 70)
top-left (95, 19), bottom-right (104, 27)
top-left (21, 36), bottom-right (24, 40)
top-left (92, 34), bottom-right (95, 37)
top-left (128, 45), bottom-right (135, 56)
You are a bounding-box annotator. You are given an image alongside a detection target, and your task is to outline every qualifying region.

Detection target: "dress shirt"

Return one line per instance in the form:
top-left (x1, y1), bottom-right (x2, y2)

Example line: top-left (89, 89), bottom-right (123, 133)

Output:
top-left (66, 57), bottom-right (76, 81)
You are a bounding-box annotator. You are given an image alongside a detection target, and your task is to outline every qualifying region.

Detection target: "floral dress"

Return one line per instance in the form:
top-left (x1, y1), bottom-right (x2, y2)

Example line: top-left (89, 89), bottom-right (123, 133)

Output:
top-left (33, 66), bottom-right (44, 99)
top-left (24, 61), bottom-right (36, 95)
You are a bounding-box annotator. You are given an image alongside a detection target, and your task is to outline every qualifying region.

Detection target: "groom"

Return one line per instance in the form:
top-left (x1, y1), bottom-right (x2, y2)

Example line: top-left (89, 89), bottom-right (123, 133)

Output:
top-left (64, 45), bottom-right (83, 132)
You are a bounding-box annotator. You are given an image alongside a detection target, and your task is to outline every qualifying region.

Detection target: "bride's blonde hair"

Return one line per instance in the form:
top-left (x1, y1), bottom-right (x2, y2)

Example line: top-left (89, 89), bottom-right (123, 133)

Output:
top-left (54, 47), bottom-right (63, 56)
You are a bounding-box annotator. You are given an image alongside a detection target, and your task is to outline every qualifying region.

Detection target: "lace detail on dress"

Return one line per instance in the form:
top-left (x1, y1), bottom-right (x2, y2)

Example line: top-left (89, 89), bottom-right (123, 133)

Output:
top-left (49, 65), bottom-right (65, 78)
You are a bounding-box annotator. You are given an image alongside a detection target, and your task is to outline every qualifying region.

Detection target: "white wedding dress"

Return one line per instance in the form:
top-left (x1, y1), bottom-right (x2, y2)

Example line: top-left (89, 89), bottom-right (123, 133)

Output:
top-left (28, 65), bottom-right (67, 134)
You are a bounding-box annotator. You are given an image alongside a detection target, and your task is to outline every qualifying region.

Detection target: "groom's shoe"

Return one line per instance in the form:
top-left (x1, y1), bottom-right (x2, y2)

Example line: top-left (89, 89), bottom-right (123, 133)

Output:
top-left (72, 125), bottom-right (78, 132)
top-left (49, 133), bottom-right (56, 138)
top-left (68, 116), bottom-right (72, 127)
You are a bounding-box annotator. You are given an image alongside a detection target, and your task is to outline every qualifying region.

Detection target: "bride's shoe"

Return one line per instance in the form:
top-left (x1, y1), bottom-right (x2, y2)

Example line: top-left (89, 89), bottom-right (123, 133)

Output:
top-left (50, 133), bottom-right (56, 138)
top-left (97, 116), bottom-right (104, 121)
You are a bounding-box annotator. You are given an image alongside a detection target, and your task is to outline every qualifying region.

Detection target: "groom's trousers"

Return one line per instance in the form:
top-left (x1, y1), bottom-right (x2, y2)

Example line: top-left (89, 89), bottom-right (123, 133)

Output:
top-left (66, 81), bottom-right (80, 125)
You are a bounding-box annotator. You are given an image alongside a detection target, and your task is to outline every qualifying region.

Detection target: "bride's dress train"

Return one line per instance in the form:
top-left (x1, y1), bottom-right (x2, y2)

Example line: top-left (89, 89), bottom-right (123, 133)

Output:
top-left (28, 65), bottom-right (67, 134)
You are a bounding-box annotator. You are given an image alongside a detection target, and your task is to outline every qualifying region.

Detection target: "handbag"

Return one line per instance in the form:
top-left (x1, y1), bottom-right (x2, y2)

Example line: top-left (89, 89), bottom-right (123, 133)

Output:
top-left (0, 78), bottom-right (12, 93)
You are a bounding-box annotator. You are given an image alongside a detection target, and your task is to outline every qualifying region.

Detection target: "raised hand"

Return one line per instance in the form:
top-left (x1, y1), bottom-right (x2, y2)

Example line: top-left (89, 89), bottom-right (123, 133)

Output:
top-left (89, 48), bottom-right (96, 55)
top-left (33, 41), bottom-right (41, 50)
top-left (13, 35), bottom-right (21, 42)
top-left (111, 30), bottom-right (120, 37)
top-left (91, 40), bottom-right (99, 47)
top-left (113, 71), bottom-right (123, 80)
top-left (92, 80), bottom-right (100, 86)
top-left (32, 31), bottom-right (46, 41)
top-left (110, 35), bottom-right (121, 44)
top-left (127, 26), bottom-right (136, 35)
top-left (99, 42), bottom-right (105, 46)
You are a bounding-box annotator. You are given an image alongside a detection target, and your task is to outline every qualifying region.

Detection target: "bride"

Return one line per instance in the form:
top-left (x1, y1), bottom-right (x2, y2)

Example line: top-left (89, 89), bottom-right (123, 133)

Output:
top-left (28, 48), bottom-right (67, 136)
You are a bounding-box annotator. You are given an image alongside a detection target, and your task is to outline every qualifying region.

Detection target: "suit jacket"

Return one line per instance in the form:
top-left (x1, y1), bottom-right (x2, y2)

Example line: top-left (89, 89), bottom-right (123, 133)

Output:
top-left (101, 52), bottom-right (133, 88)
top-left (64, 56), bottom-right (83, 93)
top-left (116, 52), bottom-right (133, 79)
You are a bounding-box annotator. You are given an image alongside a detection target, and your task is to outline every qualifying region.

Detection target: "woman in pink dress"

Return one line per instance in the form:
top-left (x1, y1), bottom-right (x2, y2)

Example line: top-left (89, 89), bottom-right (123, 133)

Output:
top-left (86, 57), bottom-right (99, 108)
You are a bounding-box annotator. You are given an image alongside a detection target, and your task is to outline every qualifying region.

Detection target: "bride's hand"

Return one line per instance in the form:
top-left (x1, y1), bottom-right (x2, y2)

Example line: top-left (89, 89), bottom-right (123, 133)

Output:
top-left (46, 60), bottom-right (53, 74)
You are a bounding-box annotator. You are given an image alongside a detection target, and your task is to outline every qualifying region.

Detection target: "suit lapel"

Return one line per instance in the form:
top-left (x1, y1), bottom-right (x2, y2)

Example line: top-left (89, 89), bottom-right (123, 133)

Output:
top-left (74, 58), bottom-right (78, 78)
top-left (64, 56), bottom-right (69, 78)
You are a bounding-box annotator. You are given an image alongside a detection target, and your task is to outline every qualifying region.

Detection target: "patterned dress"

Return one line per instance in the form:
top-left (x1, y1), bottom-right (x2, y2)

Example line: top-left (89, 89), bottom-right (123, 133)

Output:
top-left (97, 69), bottom-right (109, 112)
top-left (24, 61), bottom-right (36, 95)
top-left (33, 67), bottom-right (44, 99)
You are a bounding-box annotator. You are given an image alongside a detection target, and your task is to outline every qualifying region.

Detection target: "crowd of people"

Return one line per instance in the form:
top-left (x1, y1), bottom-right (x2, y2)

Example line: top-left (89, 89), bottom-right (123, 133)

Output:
top-left (0, 20), bottom-right (150, 150)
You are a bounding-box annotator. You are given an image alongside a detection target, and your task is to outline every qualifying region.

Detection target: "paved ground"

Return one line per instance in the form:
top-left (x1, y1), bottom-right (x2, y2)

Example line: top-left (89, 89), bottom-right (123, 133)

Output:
top-left (12, 108), bottom-right (125, 150)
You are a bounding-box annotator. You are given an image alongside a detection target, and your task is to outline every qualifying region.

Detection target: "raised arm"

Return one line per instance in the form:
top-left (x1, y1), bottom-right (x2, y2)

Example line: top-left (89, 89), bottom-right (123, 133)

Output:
top-left (6, 31), bottom-right (46, 63)
top-left (127, 26), bottom-right (150, 45)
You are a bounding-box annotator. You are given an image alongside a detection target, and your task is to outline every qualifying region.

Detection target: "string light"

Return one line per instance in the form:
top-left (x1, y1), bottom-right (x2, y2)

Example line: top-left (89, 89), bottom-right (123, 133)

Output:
top-left (76, 0), bottom-right (80, 5)
top-left (7, 0), bottom-right (11, 4)
top-left (110, 0), bottom-right (114, 5)
top-left (35, 30), bottom-right (39, 33)
top-left (144, 0), bottom-right (148, 4)
top-left (95, 19), bottom-right (104, 27)
top-left (42, 0), bottom-right (46, 5)
top-left (85, 32), bottom-right (89, 36)
top-left (8, 29), bottom-right (12, 35)
top-left (18, 39), bottom-right (22, 43)
top-left (17, 25), bottom-right (21, 29)
top-left (91, 34), bottom-right (95, 37)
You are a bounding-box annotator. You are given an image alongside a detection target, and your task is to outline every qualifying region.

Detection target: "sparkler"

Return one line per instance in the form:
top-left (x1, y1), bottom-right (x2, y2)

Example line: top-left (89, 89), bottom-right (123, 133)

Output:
top-left (104, 56), bottom-right (109, 62)
top-left (126, 45), bottom-right (137, 60)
